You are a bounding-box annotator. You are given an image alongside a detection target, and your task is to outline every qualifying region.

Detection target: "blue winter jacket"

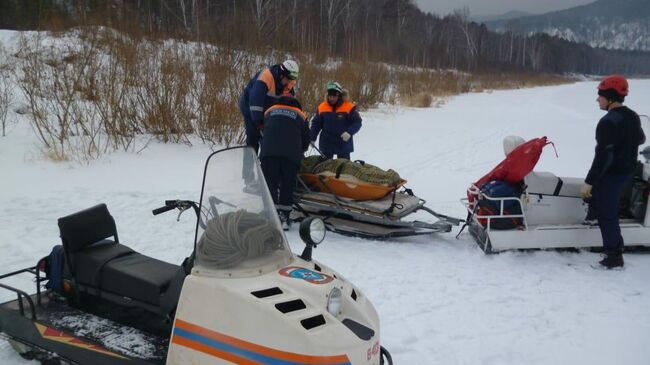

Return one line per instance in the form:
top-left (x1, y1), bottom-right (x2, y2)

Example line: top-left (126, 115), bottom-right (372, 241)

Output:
top-left (310, 100), bottom-right (362, 155)
top-left (259, 102), bottom-right (310, 166)
top-left (585, 106), bottom-right (645, 185)
top-left (239, 65), bottom-right (294, 132)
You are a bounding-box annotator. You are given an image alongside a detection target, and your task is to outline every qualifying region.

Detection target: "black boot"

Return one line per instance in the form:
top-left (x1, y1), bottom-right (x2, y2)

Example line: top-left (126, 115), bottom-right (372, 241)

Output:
top-left (278, 210), bottom-right (292, 231)
top-left (598, 253), bottom-right (624, 269)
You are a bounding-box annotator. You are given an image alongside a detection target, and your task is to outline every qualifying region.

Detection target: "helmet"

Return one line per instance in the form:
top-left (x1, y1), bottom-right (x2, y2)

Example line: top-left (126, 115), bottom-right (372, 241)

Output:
top-left (502, 135), bottom-right (526, 157)
top-left (597, 75), bottom-right (628, 96)
top-left (326, 81), bottom-right (343, 94)
top-left (280, 60), bottom-right (299, 80)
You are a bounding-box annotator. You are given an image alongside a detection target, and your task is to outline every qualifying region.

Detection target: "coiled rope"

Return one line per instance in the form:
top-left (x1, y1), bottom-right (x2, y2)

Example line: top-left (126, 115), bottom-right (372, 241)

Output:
top-left (196, 210), bottom-right (283, 269)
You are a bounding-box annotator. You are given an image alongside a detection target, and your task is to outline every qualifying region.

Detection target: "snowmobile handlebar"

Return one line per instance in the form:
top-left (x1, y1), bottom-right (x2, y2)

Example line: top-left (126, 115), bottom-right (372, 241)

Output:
top-left (152, 204), bottom-right (176, 215)
top-left (152, 200), bottom-right (201, 218)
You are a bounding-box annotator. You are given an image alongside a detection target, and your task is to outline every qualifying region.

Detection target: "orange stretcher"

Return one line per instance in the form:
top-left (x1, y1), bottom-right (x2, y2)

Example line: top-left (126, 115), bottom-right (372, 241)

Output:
top-left (300, 173), bottom-right (407, 201)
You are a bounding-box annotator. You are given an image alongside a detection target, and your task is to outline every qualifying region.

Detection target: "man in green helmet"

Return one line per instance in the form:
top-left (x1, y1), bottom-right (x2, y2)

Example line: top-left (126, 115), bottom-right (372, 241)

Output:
top-left (309, 81), bottom-right (362, 160)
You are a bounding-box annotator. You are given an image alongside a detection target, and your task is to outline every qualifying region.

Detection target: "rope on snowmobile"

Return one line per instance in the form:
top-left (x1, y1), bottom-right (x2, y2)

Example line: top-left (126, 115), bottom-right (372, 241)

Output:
top-left (381, 188), bottom-right (403, 215)
top-left (456, 202), bottom-right (478, 238)
top-left (195, 210), bottom-right (283, 269)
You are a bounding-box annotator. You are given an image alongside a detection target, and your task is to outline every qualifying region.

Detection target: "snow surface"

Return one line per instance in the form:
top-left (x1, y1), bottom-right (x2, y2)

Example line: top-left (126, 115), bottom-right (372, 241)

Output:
top-left (1, 31), bottom-right (650, 364)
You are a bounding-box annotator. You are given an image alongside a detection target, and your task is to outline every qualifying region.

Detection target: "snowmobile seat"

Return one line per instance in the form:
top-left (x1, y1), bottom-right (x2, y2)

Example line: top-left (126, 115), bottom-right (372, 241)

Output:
top-left (58, 204), bottom-right (180, 310)
top-left (100, 253), bottom-right (178, 306)
top-left (72, 240), bottom-right (135, 286)
top-left (58, 204), bottom-right (134, 281)
top-left (524, 172), bottom-right (582, 197)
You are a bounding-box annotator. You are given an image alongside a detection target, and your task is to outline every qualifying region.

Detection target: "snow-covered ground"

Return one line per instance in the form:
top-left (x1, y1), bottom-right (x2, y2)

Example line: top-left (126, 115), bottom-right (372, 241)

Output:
top-left (2, 62), bottom-right (650, 364)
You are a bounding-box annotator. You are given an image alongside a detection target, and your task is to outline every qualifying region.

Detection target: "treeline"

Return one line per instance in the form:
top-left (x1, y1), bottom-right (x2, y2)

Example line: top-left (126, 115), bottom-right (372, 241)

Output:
top-left (2, 0), bottom-right (650, 75)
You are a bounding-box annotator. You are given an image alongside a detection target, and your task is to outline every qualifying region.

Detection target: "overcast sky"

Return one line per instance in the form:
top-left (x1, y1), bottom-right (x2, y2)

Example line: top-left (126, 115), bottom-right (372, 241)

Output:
top-left (415, 0), bottom-right (595, 16)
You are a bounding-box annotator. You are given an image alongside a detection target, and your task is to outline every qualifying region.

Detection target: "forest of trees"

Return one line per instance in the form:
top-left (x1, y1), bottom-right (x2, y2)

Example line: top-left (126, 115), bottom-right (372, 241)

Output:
top-left (2, 0), bottom-right (650, 75)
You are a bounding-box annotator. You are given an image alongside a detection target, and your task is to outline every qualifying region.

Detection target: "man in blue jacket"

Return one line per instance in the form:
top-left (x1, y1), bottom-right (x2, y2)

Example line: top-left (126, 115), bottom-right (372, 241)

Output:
top-left (580, 75), bottom-right (646, 269)
top-left (310, 81), bottom-right (362, 160)
top-left (239, 60), bottom-right (299, 187)
top-left (259, 96), bottom-right (310, 230)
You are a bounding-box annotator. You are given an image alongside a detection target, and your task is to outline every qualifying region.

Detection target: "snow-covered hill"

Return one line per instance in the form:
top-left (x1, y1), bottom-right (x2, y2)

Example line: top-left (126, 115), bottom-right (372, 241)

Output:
top-left (2, 79), bottom-right (650, 364)
top-left (485, 0), bottom-right (650, 51)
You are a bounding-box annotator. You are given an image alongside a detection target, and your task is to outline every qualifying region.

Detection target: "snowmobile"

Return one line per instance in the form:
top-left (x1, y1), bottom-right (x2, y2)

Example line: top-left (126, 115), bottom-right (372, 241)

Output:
top-left (0, 146), bottom-right (394, 365)
top-left (293, 147), bottom-right (463, 239)
top-left (461, 117), bottom-right (650, 253)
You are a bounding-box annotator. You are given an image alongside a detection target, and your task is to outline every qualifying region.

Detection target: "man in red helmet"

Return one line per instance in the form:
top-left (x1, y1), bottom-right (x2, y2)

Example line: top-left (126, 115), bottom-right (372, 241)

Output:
top-left (580, 75), bottom-right (646, 269)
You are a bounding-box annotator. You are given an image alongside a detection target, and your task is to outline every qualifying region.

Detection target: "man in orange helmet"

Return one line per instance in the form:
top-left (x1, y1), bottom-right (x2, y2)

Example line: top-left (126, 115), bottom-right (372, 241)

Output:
top-left (580, 75), bottom-right (646, 269)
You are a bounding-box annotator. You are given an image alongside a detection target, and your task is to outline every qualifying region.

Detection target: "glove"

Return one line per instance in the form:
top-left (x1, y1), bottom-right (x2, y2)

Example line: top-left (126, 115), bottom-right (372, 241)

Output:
top-left (341, 132), bottom-right (351, 142)
top-left (580, 183), bottom-right (592, 199)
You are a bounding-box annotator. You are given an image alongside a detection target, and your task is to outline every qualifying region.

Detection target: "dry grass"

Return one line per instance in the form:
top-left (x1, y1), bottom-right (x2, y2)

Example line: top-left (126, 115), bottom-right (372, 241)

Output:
top-left (401, 92), bottom-right (433, 108)
top-left (395, 70), bottom-right (573, 108)
top-left (13, 28), bottom-right (575, 160)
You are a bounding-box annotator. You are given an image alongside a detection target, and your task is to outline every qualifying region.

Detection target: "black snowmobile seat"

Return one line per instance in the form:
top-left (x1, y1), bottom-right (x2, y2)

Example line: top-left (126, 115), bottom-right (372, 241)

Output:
top-left (58, 204), bottom-right (179, 307)
top-left (73, 240), bottom-right (134, 286)
top-left (101, 253), bottom-right (178, 306)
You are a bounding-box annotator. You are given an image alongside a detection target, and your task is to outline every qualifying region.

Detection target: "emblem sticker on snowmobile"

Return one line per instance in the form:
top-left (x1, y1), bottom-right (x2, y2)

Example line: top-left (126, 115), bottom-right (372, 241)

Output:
top-left (278, 266), bottom-right (334, 284)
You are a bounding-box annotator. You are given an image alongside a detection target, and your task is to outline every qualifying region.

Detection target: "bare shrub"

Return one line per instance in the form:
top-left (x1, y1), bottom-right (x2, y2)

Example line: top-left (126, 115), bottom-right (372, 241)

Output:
top-left (0, 49), bottom-right (14, 137)
top-left (191, 47), bottom-right (250, 146)
top-left (298, 61), bottom-right (390, 115)
top-left (92, 31), bottom-right (140, 152)
top-left (12, 27), bottom-right (574, 162)
top-left (134, 42), bottom-right (194, 144)
top-left (393, 68), bottom-right (571, 107)
top-left (16, 29), bottom-right (106, 161)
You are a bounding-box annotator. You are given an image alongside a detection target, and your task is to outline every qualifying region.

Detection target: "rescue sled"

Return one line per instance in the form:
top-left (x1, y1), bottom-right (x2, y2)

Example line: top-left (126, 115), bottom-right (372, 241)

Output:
top-left (294, 153), bottom-right (463, 239)
top-left (462, 130), bottom-right (650, 253)
top-left (299, 173), bottom-right (407, 201)
top-left (0, 147), bottom-right (393, 365)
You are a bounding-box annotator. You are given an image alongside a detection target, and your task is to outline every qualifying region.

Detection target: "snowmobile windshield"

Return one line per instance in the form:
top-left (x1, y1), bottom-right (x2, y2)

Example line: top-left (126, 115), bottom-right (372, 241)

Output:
top-left (193, 147), bottom-right (292, 278)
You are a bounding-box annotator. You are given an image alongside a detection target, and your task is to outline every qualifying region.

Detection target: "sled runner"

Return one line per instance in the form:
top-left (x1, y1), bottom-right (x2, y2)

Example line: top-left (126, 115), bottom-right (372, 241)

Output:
top-left (0, 147), bottom-right (393, 365)
top-left (461, 132), bottom-right (650, 253)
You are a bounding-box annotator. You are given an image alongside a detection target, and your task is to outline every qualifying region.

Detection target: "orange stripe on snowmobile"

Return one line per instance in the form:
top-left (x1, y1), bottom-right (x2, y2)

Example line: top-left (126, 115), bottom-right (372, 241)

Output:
top-left (172, 319), bottom-right (351, 364)
top-left (172, 336), bottom-right (260, 365)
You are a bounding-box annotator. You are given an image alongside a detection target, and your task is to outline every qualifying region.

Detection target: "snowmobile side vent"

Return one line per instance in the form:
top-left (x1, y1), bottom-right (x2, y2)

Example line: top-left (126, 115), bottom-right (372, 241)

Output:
top-left (351, 289), bottom-right (357, 301)
top-left (313, 263), bottom-right (322, 272)
top-left (301, 315), bottom-right (326, 330)
top-left (275, 299), bottom-right (307, 313)
top-left (251, 287), bottom-right (283, 298)
top-left (342, 319), bottom-right (375, 341)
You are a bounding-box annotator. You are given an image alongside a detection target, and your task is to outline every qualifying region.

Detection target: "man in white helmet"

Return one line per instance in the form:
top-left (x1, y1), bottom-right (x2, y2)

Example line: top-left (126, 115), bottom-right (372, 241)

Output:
top-left (239, 60), bottom-right (299, 188)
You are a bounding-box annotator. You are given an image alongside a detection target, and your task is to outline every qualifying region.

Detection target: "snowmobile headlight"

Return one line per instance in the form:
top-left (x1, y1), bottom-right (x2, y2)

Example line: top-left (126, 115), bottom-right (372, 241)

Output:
top-left (327, 287), bottom-right (343, 316)
top-left (300, 217), bottom-right (326, 246)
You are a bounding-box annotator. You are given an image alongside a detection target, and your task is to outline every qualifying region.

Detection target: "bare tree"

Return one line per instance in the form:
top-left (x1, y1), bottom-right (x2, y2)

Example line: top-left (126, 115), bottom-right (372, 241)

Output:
top-left (0, 69), bottom-right (13, 137)
top-left (0, 46), bottom-right (14, 137)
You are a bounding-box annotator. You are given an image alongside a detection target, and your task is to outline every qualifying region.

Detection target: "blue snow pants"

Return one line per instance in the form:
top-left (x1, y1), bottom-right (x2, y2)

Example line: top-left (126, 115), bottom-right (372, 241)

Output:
top-left (592, 173), bottom-right (632, 254)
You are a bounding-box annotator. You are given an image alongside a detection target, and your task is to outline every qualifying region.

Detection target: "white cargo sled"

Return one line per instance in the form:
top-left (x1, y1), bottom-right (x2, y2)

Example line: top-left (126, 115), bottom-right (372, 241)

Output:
top-left (0, 147), bottom-right (393, 365)
top-left (462, 145), bottom-right (650, 254)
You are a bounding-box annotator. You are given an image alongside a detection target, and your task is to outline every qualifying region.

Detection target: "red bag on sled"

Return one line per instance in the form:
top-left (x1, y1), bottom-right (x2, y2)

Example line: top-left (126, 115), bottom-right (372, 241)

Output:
top-left (468, 136), bottom-right (553, 204)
